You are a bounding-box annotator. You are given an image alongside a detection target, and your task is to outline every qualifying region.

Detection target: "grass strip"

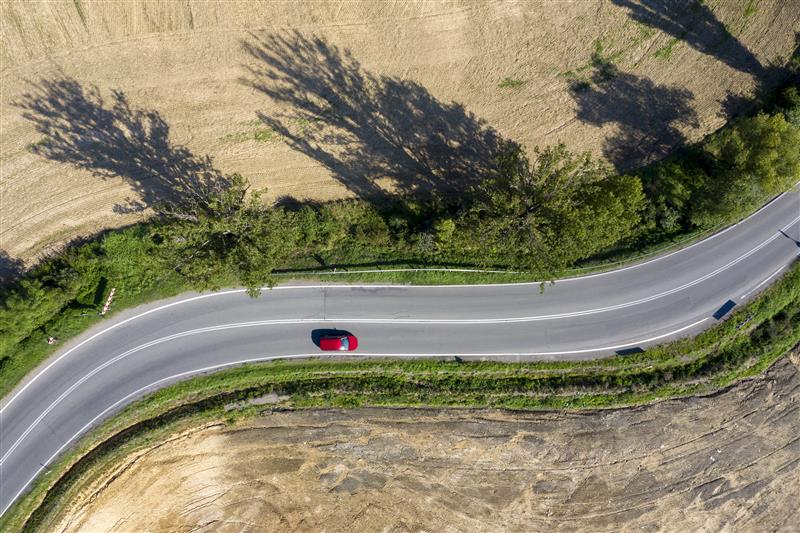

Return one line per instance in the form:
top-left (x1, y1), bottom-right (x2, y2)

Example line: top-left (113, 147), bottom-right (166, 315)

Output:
top-left (0, 206), bottom-right (766, 402)
top-left (3, 259), bottom-right (799, 532)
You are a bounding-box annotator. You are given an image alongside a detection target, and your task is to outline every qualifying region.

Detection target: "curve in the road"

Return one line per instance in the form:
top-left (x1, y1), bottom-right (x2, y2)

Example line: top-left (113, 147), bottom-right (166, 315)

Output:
top-left (0, 185), bottom-right (798, 518)
top-left (0, 313), bottom-right (715, 470)
top-left (3, 203), bottom-right (799, 417)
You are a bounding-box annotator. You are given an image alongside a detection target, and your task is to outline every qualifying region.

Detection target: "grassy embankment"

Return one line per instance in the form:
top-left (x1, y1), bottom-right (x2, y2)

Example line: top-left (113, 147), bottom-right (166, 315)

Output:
top-left (1, 77), bottom-right (799, 531)
top-left (3, 254), bottom-right (800, 532)
top-left (2, 84), bottom-right (798, 400)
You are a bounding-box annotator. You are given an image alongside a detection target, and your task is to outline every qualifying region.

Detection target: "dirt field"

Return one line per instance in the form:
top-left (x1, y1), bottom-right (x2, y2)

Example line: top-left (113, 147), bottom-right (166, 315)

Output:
top-left (1, 1), bottom-right (799, 265)
top-left (42, 354), bottom-right (800, 533)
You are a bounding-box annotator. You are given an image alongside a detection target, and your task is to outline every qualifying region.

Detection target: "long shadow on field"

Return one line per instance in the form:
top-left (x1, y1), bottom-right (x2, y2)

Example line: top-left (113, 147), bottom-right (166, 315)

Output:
top-left (574, 2), bottom-right (800, 170)
top-left (571, 69), bottom-right (700, 170)
top-left (611, 0), bottom-right (767, 79)
top-left (240, 31), bottom-right (501, 202)
top-left (0, 251), bottom-right (25, 289)
top-left (611, 1), bottom-right (800, 120)
top-left (15, 76), bottom-right (230, 213)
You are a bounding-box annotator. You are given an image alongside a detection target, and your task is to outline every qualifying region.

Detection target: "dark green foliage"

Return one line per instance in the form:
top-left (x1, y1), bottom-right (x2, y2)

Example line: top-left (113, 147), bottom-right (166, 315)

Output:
top-left (469, 142), bottom-right (645, 273)
top-left (777, 86), bottom-right (800, 127)
top-left (0, 242), bottom-right (103, 356)
top-left (693, 112), bottom-right (800, 227)
top-left (635, 81), bottom-right (800, 240)
top-left (638, 155), bottom-right (706, 236)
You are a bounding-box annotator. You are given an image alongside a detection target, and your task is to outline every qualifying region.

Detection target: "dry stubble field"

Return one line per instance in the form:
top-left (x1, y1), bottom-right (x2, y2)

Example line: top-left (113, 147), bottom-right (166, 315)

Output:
top-left (1, 0), bottom-right (799, 266)
top-left (3, 4), bottom-right (800, 529)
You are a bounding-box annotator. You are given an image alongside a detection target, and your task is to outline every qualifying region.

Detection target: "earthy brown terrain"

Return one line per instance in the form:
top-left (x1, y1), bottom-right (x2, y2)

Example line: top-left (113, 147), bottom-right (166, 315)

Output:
top-left (1, 0), bottom-right (799, 266)
top-left (44, 354), bottom-right (800, 533)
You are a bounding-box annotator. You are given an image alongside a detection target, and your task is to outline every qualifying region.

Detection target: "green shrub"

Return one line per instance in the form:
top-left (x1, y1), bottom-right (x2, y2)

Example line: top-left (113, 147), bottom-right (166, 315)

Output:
top-left (498, 77), bottom-right (525, 89)
top-left (3, 80), bottom-right (800, 398)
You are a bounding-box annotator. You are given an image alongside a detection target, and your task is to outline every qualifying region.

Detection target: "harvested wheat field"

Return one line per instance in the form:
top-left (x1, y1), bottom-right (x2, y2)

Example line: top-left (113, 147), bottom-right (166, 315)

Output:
top-left (1, 0), bottom-right (799, 265)
top-left (43, 354), bottom-right (800, 533)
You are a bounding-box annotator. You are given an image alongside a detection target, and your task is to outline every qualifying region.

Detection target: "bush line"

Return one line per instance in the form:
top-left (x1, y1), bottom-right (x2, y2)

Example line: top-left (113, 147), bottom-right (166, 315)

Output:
top-left (3, 255), bottom-right (799, 532)
top-left (2, 80), bottom-right (799, 400)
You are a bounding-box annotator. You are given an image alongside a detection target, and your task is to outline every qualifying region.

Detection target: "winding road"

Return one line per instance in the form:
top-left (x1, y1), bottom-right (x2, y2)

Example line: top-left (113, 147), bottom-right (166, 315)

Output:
top-left (1, 186), bottom-right (799, 517)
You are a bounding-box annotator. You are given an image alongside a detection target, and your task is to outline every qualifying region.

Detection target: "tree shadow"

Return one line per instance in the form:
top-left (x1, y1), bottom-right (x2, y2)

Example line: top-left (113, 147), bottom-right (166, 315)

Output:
top-left (14, 76), bottom-right (231, 213)
top-left (240, 31), bottom-right (501, 202)
top-left (0, 250), bottom-right (25, 289)
top-left (612, 2), bottom-right (800, 121)
top-left (610, 0), bottom-right (766, 79)
top-left (718, 32), bottom-right (800, 119)
top-left (575, 3), bottom-right (799, 170)
top-left (571, 70), bottom-right (699, 169)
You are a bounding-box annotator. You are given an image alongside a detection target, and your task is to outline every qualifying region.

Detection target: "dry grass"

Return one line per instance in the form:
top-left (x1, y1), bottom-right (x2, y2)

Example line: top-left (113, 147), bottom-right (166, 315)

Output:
top-left (1, 0), bottom-right (798, 265)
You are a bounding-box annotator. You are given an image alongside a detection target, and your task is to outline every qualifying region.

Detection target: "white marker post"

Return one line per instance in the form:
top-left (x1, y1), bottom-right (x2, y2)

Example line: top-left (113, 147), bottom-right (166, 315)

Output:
top-left (100, 288), bottom-right (117, 315)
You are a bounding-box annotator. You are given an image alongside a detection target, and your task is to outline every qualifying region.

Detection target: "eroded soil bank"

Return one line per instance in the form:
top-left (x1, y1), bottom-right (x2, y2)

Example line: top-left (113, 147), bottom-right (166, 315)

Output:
top-left (47, 355), bottom-right (800, 533)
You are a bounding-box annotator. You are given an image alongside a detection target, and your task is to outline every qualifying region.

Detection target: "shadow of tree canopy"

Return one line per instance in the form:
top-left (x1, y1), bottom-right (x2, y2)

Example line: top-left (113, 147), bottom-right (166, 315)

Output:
top-left (572, 4), bottom-right (800, 170)
top-left (718, 32), bottom-right (800, 120)
top-left (571, 70), bottom-right (699, 169)
top-left (0, 251), bottom-right (25, 289)
top-left (240, 31), bottom-right (501, 202)
top-left (15, 76), bottom-right (230, 213)
top-left (611, 0), bottom-right (766, 79)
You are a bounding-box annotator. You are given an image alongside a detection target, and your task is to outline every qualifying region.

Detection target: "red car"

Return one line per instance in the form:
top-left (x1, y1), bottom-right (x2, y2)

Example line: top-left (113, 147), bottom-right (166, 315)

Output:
top-left (319, 333), bottom-right (359, 351)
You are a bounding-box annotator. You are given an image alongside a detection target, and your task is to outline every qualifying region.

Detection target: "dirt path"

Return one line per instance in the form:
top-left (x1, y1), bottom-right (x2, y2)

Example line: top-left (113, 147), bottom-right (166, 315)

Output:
top-left (46, 355), bottom-right (800, 532)
top-left (1, 1), bottom-right (798, 265)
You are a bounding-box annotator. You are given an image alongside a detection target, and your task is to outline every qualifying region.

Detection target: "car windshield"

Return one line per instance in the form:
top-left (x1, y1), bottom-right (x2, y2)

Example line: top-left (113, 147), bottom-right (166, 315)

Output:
top-left (341, 337), bottom-right (349, 350)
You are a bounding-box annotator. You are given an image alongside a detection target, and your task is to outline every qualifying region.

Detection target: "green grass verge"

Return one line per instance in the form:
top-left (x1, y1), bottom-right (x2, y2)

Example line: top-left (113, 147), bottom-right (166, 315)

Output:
top-left (0, 210), bottom-right (732, 402)
top-left (3, 257), bottom-right (799, 532)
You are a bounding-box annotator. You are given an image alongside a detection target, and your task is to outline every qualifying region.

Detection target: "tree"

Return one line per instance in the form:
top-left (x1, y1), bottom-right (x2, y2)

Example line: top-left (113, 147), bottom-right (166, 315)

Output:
top-left (639, 158), bottom-right (702, 235)
top-left (692, 112), bottom-right (800, 227)
top-left (156, 174), bottom-right (299, 296)
top-left (470, 142), bottom-right (644, 275)
top-left (777, 85), bottom-right (800, 128)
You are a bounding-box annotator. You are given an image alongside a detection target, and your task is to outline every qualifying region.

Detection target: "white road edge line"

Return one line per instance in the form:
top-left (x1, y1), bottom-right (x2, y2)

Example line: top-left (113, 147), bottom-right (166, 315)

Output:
top-left (0, 317), bottom-right (709, 517)
top-left (2, 209), bottom-right (799, 418)
top-left (0, 311), bottom-right (711, 467)
top-left (742, 265), bottom-right (789, 299)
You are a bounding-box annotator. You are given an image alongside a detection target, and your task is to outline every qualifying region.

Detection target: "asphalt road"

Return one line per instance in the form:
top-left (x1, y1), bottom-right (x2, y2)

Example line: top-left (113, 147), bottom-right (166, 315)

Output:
top-left (1, 186), bottom-right (799, 517)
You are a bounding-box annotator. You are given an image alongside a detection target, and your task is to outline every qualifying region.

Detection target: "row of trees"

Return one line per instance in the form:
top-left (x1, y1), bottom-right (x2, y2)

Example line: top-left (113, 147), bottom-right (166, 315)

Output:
top-left (642, 86), bottom-right (800, 236)
top-left (155, 82), bottom-right (800, 292)
top-left (2, 84), bottom-right (799, 361)
top-left (147, 141), bottom-right (647, 290)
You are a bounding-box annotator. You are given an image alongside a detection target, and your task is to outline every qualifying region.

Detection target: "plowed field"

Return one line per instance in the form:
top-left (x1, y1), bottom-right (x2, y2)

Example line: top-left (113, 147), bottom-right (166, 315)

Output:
top-left (46, 355), bottom-right (800, 532)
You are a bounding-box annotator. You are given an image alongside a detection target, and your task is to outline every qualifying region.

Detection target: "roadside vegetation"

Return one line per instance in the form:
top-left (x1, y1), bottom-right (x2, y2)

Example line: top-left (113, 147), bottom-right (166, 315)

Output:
top-left (1, 79), bottom-right (799, 399)
top-left (4, 249), bottom-right (800, 532)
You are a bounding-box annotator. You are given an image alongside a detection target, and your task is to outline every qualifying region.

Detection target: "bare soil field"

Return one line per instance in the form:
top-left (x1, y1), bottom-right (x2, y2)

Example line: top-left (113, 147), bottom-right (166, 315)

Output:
top-left (43, 354), bottom-right (800, 532)
top-left (1, 0), bottom-right (799, 265)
